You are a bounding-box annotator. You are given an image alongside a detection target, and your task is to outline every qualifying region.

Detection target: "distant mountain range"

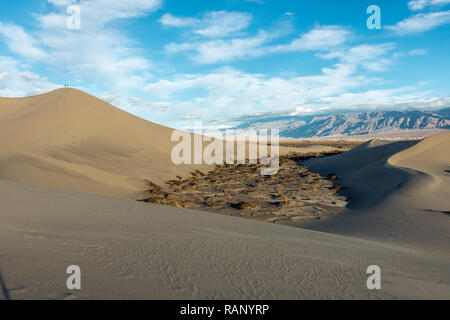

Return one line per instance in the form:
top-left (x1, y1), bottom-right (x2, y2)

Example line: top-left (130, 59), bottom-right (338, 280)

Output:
top-left (233, 108), bottom-right (450, 138)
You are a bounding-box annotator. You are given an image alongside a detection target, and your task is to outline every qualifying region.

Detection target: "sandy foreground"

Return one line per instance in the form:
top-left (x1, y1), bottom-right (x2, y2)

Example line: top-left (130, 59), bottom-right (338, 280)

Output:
top-left (1, 179), bottom-right (449, 300)
top-left (0, 89), bottom-right (449, 299)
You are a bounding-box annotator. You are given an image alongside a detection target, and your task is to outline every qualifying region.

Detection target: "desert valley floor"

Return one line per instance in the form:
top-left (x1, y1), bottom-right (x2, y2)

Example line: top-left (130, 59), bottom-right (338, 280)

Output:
top-left (0, 89), bottom-right (449, 299)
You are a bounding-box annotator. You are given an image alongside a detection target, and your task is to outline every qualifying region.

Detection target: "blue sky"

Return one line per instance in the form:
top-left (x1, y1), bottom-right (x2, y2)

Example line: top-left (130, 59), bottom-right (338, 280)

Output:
top-left (0, 0), bottom-right (449, 130)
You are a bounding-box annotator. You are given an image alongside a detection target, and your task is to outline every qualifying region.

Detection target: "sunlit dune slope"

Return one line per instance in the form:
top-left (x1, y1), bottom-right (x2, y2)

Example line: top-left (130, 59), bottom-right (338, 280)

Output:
top-left (388, 131), bottom-right (450, 204)
top-left (0, 88), bottom-right (211, 199)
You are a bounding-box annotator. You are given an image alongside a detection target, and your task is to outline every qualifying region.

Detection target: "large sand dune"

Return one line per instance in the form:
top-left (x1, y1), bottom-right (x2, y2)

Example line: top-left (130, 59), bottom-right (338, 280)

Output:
top-left (301, 132), bottom-right (450, 251)
top-left (389, 131), bottom-right (450, 204)
top-left (303, 139), bottom-right (418, 209)
top-left (0, 88), bottom-right (212, 199)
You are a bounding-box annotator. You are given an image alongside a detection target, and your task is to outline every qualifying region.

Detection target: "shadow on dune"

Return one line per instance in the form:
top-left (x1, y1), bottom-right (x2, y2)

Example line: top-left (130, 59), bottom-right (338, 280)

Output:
top-left (304, 140), bottom-right (419, 209)
top-left (0, 272), bottom-right (11, 300)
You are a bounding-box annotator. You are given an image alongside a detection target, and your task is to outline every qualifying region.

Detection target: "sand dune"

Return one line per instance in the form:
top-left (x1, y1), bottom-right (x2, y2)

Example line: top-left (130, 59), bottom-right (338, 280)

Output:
top-left (300, 133), bottom-right (450, 251)
top-left (0, 88), bottom-right (214, 199)
top-left (389, 131), bottom-right (450, 173)
top-left (303, 139), bottom-right (418, 209)
top-left (389, 131), bottom-right (450, 204)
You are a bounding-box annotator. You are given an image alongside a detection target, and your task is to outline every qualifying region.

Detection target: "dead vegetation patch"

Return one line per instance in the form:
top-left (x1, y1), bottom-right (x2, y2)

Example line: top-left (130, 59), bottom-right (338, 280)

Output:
top-left (140, 151), bottom-right (349, 225)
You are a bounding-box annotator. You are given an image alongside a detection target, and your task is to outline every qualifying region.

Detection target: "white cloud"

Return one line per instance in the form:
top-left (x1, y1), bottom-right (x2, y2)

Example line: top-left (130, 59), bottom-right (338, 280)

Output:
top-left (45, 0), bottom-right (162, 27)
top-left (0, 22), bottom-right (48, 60)
top-left (160, 11), bottom-right (252, 37)
top-left (159, 13), bottom-right (199, 27)
top-left (144, 64), bottom-right (370, 120)
top-left (407, 48), bottom-right (427, 55)
top-left (166, 25), bottom-right (351, 64)
top-left (167, 30), bottom-right (273, 64)
top-left (271, 25), bottom-right (351, 52)
top-left (315, 87), bottom-right (432, 108)
top-left (18, 71), bottom-right (40, 82)
top-left (386, 10), bottom-right (450, 35)
top-left (408, 0), bottom-right (450, 11)
top-left (320, 43), bottom-right (396, 72)
top-left (194, 11), bottom-right (252, 37)
top-left (48, 0), bottom-right (77, 6)
top-left (0, 56), bottom-right (59, 97)
top-left (0, 72), bottom-right (12, 89)
top-left (0, 0), bottom-right (163, 93)
top-left (143, 48), bottom-right (442, 127)
top-left (0, 72), bottom-right (12, 82)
